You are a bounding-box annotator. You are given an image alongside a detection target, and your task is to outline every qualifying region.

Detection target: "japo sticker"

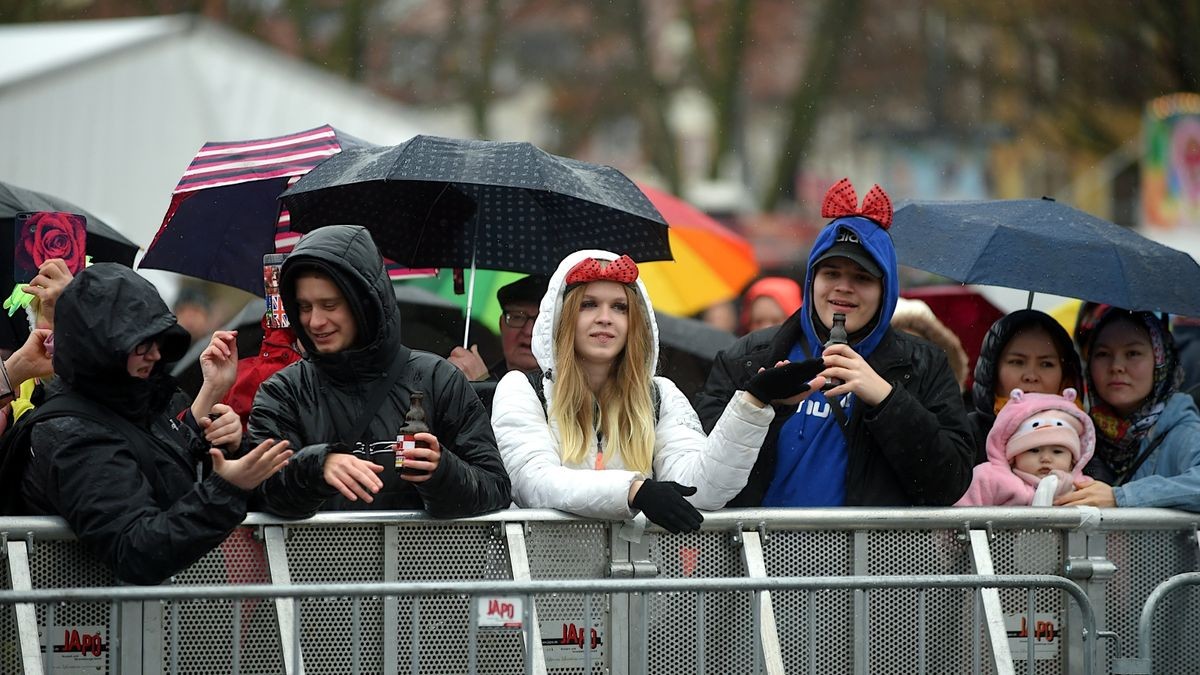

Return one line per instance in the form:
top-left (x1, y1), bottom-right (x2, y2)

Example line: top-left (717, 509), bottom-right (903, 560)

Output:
top-left (38, 624), bottom-right (107, 672)
top-left (1005, 612), bottom-right (1059, 660)
top-left (476, 596), bottom-right (524, 628)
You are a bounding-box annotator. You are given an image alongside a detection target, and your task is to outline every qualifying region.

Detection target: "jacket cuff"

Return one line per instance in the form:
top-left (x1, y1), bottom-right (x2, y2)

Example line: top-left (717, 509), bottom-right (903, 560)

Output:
top-left (207, 471), bottom-right (253, 499)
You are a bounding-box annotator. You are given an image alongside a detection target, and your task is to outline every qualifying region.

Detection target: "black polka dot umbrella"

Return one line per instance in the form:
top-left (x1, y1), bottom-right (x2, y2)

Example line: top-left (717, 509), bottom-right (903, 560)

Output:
top-left (279, 135), bottom-right (673, 276)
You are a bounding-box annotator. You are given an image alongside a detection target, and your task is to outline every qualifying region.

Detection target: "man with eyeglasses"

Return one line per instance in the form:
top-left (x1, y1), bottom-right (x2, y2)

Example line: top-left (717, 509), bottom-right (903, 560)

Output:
top-left (448, 275), bottom-right (547, 382)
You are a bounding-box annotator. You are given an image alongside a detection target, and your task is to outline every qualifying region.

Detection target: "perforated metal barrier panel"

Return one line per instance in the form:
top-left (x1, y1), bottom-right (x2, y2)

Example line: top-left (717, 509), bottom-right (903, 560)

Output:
top-left (526, 521), bottom-right (610, 675)
top-left (3, 509), bottom-right (1199, 675)
top-left (163, 528), bottom-right (282, 674)
top-left (1100, 529), bottom-right (1200, 674)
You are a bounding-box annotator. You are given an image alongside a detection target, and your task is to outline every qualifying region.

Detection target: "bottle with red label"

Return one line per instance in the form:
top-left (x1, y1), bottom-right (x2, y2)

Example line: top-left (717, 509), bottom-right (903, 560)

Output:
top-left (395, 392), bottom-right (430, 476)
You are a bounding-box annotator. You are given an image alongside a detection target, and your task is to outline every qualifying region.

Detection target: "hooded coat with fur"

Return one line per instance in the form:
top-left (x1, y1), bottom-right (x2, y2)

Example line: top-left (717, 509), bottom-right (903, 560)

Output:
top-left (490, 250), bottom-right (774, 519)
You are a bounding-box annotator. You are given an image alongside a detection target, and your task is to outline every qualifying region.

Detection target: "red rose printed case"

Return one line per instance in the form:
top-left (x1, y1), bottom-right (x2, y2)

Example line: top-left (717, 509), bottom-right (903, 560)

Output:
top-left (13, 211), bottom-right (88, 284)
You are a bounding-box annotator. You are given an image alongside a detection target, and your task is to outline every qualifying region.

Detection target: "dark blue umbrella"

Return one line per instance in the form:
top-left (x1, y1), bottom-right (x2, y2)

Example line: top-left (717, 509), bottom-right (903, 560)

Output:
top-left (891, 198), bottom-right (1200, 316)
top-left (279, 135), bottom-right (672, 276)
top-left (138, 125), bottom-right (432, 297)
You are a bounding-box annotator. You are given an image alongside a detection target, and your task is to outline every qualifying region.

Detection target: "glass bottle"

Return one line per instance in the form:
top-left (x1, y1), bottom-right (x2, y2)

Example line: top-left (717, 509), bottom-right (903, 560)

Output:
top-left (395, 392), bottom-right (430, 476)
top-left (823, 312), bottom-right (848, 390)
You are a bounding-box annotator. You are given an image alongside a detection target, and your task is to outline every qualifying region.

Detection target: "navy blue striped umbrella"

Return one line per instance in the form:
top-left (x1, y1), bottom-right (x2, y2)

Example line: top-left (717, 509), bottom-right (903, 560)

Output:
top-left (141, 125), bottom-right (434, 296)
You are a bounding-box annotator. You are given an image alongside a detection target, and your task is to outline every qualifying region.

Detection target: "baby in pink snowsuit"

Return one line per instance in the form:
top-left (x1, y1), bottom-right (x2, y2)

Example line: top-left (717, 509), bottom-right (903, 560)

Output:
top-left (956, 388), bottom-right (1095, 506)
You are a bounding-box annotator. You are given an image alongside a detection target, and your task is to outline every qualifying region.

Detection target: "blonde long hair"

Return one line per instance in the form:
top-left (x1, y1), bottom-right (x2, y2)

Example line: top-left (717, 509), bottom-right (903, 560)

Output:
top-left (551, 282), bottom-right (656, 474)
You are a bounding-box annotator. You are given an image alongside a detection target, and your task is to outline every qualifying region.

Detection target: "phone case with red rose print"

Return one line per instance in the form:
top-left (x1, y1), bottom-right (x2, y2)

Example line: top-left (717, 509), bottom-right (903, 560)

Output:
top-left (13, 211), bottom-right (88, 284)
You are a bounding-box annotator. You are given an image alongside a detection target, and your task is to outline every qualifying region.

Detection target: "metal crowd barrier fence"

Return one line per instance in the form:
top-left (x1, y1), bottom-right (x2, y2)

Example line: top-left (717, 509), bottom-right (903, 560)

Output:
top-left (2, 507), bottom-right (1198, 674)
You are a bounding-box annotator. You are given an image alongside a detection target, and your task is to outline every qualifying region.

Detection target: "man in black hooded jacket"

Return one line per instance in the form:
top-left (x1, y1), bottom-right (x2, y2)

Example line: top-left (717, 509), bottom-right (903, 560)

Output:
top-left (19, 264), bottom-right (292, 585)
top-left (250, 225), bottom-right (511, 517)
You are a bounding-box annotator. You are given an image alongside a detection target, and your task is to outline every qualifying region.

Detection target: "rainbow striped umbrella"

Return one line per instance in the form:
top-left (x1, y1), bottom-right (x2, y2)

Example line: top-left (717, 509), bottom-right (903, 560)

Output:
top-left (635, 184), bottom-right (759, 316)
top-left (141, 125), bottom-right (434, 296)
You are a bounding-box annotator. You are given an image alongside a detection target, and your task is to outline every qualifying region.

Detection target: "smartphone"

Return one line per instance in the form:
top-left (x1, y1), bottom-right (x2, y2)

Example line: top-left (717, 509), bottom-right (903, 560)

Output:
top-left (263, 253), bottom-right (289, 328)
top-left (13, 211), bottom-right (88, 284)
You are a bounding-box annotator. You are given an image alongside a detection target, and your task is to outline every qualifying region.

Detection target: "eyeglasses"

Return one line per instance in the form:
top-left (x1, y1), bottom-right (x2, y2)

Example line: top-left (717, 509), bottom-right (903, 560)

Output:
top-left (132, 339), bottom-right (162, 356)
top-left (503, 310), bottom-right (537, 329)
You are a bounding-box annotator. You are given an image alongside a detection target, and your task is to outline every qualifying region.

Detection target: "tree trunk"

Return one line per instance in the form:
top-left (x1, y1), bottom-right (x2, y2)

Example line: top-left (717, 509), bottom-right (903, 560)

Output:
top-left (705, 0), bottom-right (752, 180)
top-left (764, 0), bottom-right (863, 210)
top-left (622, 0), bottom-right (682, 194)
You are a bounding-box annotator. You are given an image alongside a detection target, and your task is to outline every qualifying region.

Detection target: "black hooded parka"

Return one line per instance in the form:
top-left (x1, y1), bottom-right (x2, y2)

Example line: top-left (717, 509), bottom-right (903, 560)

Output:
top-left (250, 225), bottom-right (510, 517)
top-left (20, 264), bottom-right (246, 585)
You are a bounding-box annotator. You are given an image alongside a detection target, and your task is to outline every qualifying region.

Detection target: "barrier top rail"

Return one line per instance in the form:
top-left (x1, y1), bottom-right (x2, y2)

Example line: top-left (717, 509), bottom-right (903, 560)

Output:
top-left (1, 506), bottom-right (1196, 540)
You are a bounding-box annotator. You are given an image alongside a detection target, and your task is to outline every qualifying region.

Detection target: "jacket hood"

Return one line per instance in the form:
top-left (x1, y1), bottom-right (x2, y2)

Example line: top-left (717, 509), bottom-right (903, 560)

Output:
top-left (531, 249), bottom-right (660, 379)
top-left (800, 216), bottom-right (898, 357)
top-left (280, 225), bottom-right (401, 377)
top-left (53, 263), bottom-right (190, 419)
top-left (971, 309), bottom-right (1083, 416)
top-left (985, 388), bottom-right (1095, 485)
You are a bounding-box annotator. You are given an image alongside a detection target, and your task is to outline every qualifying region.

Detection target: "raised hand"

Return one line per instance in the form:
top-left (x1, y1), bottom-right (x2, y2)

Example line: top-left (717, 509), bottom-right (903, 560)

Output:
top-left (22, 258), bottom-right (73, 329)
top-left (745, 358), bottom-right (826, 406)
top-left (447, 345), bottom-right (489, 381)
top-left (210, 439), bottom-right (292, 491)
top-left (5, 328), bottom-right (54, 385)
top-left (198, 403), bottom-right (242, 449)
top-left (199, 330), bottom-right (239, 397)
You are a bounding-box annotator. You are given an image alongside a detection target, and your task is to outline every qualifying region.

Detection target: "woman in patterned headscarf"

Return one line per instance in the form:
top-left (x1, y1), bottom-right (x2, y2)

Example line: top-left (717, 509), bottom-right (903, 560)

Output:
top-left (1057, 303), bottom-right (1200, 510)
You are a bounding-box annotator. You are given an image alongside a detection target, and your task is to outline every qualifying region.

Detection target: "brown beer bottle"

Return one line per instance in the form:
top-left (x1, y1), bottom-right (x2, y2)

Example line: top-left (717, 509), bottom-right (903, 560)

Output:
top-left (822, 312), bottom-right (848, 391)
top-left (395, 392), bottom-right (431, 476)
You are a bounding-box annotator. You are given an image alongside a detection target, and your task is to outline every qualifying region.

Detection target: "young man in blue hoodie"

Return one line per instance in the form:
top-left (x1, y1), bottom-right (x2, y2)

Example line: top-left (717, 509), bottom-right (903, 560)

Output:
top-left (695, 179), bottom-right (974, 506)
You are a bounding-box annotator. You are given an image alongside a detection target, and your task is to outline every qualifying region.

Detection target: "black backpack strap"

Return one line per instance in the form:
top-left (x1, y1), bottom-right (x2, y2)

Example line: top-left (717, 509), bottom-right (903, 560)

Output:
top-left (526, 369), bottom-right (549, 412)
top-left (1115, 428), bottom-right (1172, 487)
top-left (332, 347), bottom-right (410, 448)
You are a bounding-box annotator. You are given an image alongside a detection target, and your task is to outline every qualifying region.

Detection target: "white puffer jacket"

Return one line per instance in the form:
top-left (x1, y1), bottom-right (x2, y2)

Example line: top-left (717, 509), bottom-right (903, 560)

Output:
top-left (492, 249), bottom-right (774, 520)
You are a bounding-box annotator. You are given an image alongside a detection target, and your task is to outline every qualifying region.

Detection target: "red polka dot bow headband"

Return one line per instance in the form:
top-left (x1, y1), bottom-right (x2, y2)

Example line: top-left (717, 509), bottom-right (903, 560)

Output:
top-left (821, 177), bottom-right (893, 230)
top-left (564, 255), bottom-right (640, 286)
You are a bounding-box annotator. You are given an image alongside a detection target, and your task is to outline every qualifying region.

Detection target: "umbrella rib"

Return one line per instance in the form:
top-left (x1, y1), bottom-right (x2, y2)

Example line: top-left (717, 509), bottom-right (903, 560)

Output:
top-left (411, 182), bottom-right (452, 267)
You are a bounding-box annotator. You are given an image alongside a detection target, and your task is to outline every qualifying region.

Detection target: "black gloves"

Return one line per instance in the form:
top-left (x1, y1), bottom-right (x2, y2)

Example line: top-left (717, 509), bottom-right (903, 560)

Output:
top-left (745, 357), bottom-right (825, 404)
top-left (631, 479), bottom-right (704, 533)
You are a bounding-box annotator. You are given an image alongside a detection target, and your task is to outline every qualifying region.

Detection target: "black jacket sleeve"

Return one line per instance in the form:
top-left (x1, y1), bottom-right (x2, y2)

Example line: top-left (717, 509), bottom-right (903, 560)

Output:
top-left (28, 417), bottom-right (249, 585)
top-left (419, 358), bottom-right (511, 517)
top-left (861, 343), bottom-right (974, 505)
top-left (248, 372), bottom-right (338, 519)
top-left (695, 332), bottom-right (774, 434)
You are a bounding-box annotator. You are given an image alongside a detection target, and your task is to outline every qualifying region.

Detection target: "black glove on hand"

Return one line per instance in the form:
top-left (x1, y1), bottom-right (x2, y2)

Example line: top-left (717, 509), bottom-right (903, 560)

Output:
top-left (631, 479), bottom-right (704, 534)
top-left (745, 357), bottom-right (825, 403)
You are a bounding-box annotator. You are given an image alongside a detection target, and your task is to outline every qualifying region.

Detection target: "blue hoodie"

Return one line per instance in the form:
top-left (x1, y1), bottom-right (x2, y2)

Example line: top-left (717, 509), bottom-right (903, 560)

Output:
top-left (762, 216), bottom-right (899, 506)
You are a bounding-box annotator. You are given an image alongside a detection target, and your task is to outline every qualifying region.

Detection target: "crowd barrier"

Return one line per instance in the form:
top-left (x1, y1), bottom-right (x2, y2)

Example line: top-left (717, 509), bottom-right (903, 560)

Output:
top-left (2, 507), bottom-right (1198, 674)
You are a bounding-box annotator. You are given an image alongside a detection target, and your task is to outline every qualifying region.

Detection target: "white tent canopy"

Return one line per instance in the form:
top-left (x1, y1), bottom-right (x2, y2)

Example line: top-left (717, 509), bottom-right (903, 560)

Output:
top-left (0, 14), bottom-right (465, 255)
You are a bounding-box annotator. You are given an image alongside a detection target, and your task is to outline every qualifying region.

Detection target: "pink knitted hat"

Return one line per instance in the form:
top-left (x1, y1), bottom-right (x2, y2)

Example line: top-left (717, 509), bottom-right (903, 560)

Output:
top-left (996, 389), bottom-right (1095, 470)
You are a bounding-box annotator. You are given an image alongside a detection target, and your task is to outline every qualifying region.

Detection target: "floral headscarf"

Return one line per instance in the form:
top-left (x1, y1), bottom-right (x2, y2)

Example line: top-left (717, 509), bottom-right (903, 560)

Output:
top-left (1075, 303), bottom-right (1184, 478)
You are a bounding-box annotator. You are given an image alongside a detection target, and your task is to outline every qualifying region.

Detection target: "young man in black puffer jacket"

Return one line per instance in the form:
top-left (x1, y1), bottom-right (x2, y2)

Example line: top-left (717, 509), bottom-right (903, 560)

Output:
top-left (251, 225), bottom-right (511, 518)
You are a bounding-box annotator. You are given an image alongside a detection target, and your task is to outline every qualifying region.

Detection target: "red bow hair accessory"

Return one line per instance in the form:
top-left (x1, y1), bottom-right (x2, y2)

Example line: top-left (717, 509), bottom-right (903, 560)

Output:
top-left (564, 255), bottom-right (640, 286)
top-left (820, 177), bottom-right (893, 230)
